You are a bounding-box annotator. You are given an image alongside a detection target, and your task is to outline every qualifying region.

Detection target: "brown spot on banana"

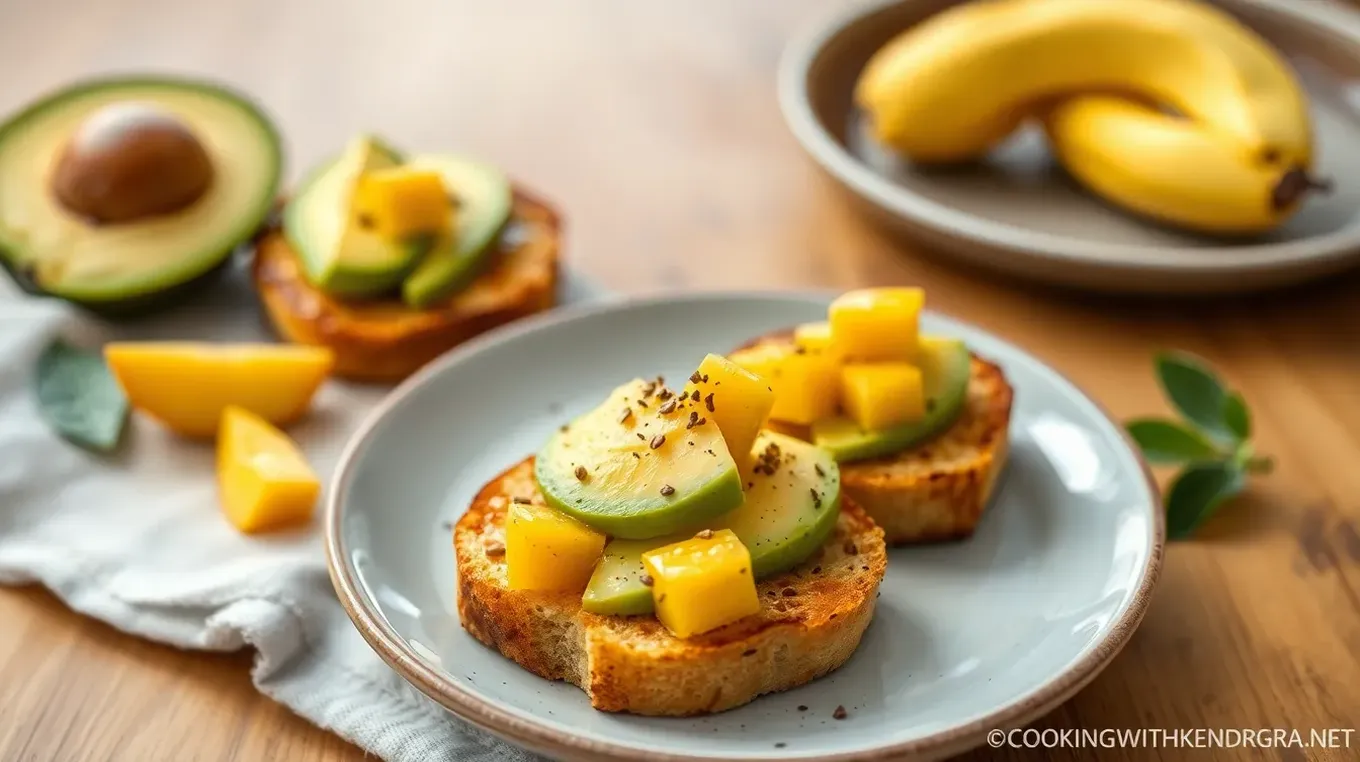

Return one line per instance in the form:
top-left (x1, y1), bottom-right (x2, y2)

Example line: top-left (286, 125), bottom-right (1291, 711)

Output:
top-left (1271, 167), bottom-right (1334, 211)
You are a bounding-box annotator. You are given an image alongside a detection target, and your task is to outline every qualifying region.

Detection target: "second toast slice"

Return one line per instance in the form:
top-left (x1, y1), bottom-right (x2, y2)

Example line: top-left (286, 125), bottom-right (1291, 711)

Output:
top-left (741, 331), bottom-right (1013, 545)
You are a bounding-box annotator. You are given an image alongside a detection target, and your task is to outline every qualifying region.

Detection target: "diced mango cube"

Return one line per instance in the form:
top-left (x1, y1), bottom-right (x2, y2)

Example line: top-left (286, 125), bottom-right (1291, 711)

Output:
top-left (828, 288), bottom-right (923, 362)
top-left (642, 529), bottom-right (760, 638)
top-left (793, 321), bottom-right (838, 357)
top-left (682, 354), bottom-right (774, 479)
top-left (841, 362), bottom-right (926, 431)
top-left (506, 502), bottom-right (606, 591)
top-left (731, 344), bottom-right (838, 425)
top-left (217, 406), bottom-right (320, 534)
top-left (355, 167), bottom-right (453, 240)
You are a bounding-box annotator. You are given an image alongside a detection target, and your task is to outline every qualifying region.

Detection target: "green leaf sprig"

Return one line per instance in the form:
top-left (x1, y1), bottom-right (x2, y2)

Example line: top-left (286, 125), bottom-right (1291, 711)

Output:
top-left (1126, 352), bottom-right (1271, 539)
top-left (34, 339), bottom-right (129, 452)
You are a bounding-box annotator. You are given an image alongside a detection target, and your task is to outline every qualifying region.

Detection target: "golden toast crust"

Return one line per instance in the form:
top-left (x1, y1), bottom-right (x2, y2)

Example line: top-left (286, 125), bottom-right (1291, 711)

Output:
top-left (253, 189), bottom-right (561, 383)
top-left (740, 331), bottom-right (1014, 545)
top-left (454, 458), bottom-right (887, 716)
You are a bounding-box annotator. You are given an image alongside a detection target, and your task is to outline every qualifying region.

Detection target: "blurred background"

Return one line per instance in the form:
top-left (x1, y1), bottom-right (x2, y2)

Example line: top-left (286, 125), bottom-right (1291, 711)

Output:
top-left (0, 0), bottom-right (853, 294)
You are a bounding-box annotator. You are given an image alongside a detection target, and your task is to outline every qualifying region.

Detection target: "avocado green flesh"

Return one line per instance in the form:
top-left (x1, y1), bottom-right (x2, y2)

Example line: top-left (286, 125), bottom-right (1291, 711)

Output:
top-left (535, 378), bottom-right (744, 540)
top-left (582, 537), bottom-right (678, 616)
top-left (400, 154), bottom-right (512, 309)
top-left (717, 432), bottom-right (841, 577)
top-left (0, 77), bottom-right (282, 306)
top-left (812, 336), bottom-right (972, 462)
top-left (580, 431), bottom-right (841, 615)
top-left (283, 136), bottom-right (429, 297)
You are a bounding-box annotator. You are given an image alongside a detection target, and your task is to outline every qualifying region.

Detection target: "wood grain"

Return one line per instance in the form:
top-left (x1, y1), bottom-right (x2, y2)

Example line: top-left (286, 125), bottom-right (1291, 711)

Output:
top-left (2, 0), bottom-right (1359, 760)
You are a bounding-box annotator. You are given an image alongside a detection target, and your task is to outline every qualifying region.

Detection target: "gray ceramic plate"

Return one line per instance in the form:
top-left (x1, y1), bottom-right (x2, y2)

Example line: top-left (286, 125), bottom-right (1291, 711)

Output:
top-left (779, 0), bottom-right (1360, 295)
top-left (326, 293), bottom-right (1163, 761)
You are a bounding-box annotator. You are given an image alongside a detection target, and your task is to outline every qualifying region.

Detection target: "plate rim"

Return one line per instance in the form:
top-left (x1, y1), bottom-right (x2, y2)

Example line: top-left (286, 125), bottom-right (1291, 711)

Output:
top-left (324, 291), bottom-right (1166, 762)
top-left (776, 0), bottom-right (1360, 279)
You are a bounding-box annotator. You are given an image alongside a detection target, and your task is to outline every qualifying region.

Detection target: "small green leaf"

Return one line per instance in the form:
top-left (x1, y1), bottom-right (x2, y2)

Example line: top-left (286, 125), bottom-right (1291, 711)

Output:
top-left (34, 340), bottom-right (128, 452)
top-left (1126, 418), bottom-right (1222, 465)
top-left (1154, 352), bottom-right (1232, 440)
top-left (1222, 391), bottom-right (1250, 441)
top-left (1165, 461), bottom-right (1245, 539)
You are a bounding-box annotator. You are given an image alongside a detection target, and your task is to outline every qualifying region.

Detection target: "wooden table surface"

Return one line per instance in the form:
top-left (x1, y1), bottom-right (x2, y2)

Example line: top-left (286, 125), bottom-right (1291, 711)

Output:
top-left (2, 0), bottom-right (1359, 759)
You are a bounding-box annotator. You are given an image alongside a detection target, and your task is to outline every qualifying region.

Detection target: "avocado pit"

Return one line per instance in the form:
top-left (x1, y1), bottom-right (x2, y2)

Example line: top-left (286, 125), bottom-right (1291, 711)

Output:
top-left (52, 102), bottom-right (214, 224)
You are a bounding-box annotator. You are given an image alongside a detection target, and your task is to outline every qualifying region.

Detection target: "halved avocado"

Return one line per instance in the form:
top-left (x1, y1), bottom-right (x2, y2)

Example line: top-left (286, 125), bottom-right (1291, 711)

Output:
top-left (812, 336), bottom-right (971, 462)
top-left (535, 377), bottom-right (744, 540)
top-left (0, 77), bottom-right (282, 315)
top-left (581, 431), bottom-right (841, 616)
top-left (400, 155), bottom-right (512, 309)
top-left (282, 136), bottom-right (428, 297)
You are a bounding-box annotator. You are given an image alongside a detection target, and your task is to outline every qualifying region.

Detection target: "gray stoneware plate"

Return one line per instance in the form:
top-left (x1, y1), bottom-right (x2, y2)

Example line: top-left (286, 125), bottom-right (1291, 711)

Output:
top-left (778, 0), bottom-right (1360, 295)
top-left (326, 292), bottom-right (1164, 761)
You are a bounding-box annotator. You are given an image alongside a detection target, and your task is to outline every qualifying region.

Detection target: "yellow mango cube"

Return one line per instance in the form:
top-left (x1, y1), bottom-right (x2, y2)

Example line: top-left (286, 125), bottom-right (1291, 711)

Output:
top-left (506, 502), bottom-right (606, 591)
top-left (355, 167), bottom-right (453, 240)
top-left (217, 406), bottom-right (320, 534)
top-left (682, 354), bottom-right (774, 477)
top-left (793, 321), bottom-right (838, 357)
top-left (841, 362), bottom-right (926, 431)
top-left (731, 344), bottom-right (838, 425)
top-left (642, 529), bottom-right (760, 638)
top-left (829, 288), bottom-right (923, 362)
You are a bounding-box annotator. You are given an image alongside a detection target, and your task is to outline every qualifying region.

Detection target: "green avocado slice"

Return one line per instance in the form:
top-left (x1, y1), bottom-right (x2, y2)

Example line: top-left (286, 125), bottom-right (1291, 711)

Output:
top-left (535, 378), bottom-right (744, 540)
top-left (400, 154), bottom-right (512, 309)
top-left (580, 431), bottom-right (841, 616)
top-left (812, 336), bottom-right (972, 462)
top-left (0, 77), bottom-right (281, 312)
top-left (582, 536), bottom-right (680, 616)
top-left (717, 432), bottom-right (841, 577)
top-left (283, 135), bottom-right (429, 297)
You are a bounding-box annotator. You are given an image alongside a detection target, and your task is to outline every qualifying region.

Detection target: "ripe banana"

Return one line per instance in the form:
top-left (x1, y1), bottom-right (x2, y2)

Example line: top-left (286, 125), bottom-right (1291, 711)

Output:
top-left (855, 0), bottom-right (1313, 168)
top-left (1043, 95), bottom-right (1325, 234)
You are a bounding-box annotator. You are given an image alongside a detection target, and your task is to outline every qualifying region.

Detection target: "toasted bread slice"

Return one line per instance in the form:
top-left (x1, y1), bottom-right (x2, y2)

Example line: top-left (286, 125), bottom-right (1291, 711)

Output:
top-left (740, 332), bottom-right (1013, 545)
top-left (253, 189), bottom-right (560, 382)
top-left (455, 458), bottom-right (887, 716)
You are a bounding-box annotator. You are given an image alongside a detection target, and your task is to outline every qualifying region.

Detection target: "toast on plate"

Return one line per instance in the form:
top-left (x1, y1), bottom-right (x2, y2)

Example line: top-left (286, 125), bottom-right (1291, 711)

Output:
top-left (253, 189), bottom-right (560, 383)
top-left (740, 331), bottom-right (1013, 545)
top-left (454, 457), bottom-right (887, 716)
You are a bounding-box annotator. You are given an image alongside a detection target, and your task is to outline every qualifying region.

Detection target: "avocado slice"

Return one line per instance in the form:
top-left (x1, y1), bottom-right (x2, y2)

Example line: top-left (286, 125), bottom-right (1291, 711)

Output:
top-left (812, 336), bottom-right (972, 462)
top-left (400, 154), bottom-right (511, 309)
top-left (0, 77), bottom-right (281, 314)
top-left (535, 378), bottom-right (744, 540)
top-left (283, 136), bottom-right (428, 297)
top-left (717, 432), bottom-right (841, 577)
top-left (582, 536), bottom-right (680, 616)
top-left (581, 431), bottom-right (841, 616)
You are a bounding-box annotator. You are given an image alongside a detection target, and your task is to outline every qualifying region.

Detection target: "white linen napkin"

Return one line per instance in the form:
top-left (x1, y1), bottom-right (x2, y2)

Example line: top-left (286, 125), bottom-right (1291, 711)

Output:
top-left (0, 262), bottom-right (603, 761)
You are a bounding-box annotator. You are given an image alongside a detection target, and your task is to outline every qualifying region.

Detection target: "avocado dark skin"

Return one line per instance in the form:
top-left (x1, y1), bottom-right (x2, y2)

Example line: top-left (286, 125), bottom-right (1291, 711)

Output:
top-left (0, 242), bottom-right (233, 319)
top-left (0, 204), bottom-right (281, 320)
